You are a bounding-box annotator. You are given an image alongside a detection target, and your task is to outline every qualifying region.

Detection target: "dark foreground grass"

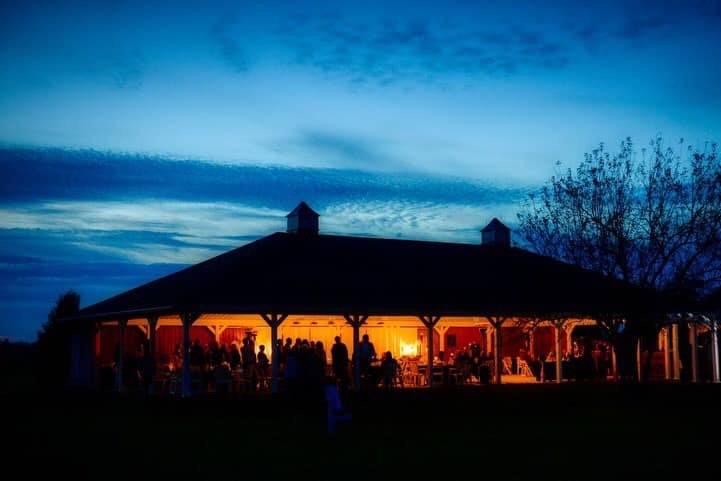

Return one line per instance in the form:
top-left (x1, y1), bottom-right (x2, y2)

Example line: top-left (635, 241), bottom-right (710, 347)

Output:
top-left (4, 384), bottom-right (720, 480)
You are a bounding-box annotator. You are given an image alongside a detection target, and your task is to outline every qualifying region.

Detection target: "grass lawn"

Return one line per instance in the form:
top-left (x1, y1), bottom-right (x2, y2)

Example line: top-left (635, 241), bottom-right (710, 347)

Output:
top-left (4, 383), bottom-right (720, 480)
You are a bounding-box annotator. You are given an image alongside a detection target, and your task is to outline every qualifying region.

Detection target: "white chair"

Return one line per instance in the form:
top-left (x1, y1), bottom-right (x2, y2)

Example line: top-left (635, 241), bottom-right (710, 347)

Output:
top-left (518, 359), bottom-right (533, 377)
top-left (502, 357), bottom-right (513, 375)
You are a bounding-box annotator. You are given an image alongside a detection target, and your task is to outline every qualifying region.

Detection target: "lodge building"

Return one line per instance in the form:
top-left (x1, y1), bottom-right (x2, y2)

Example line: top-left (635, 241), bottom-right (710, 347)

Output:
top-left (66, 202), bottom-right (721, 395)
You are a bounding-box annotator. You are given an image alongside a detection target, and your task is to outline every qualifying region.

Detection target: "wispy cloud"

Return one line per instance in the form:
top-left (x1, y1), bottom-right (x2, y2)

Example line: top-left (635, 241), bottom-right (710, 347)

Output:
top-left (289, 131), bottom-right (408, 171)
top-left (0, 148), bottom-right (530, 265)
top-left (0, 196), bottom-right (523, 265)
top-left (322, 199), bottom-right (520, 243)
top-left (211, 12), bottom-right (249, 73)
top-left (0, 148), bottom-right (529, 206)
top-left (0, 200), bottom-right (285, 263)
top-left (275, 13), bottom-right (570, 85)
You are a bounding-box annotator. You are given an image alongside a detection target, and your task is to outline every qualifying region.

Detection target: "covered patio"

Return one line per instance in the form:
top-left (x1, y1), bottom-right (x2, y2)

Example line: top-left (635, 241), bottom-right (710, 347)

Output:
top-left (66, 202), bottom-right (690, 396)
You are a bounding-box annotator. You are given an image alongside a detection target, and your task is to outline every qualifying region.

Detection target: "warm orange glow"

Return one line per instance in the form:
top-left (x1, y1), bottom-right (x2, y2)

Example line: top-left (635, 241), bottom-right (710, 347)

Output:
top-left (400, 341), bottom-right (419, 357)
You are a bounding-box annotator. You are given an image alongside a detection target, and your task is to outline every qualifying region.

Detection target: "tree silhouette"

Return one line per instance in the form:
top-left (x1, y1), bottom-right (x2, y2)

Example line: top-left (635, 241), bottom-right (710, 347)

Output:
top-left (35, 290), bottom-right (80, 388)
top-left (518, 137), bottom-right (721, 379)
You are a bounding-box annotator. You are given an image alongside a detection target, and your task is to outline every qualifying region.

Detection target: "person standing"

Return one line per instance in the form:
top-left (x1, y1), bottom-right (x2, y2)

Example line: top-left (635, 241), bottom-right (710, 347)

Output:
top-left (241, 338), bottom-right (257, 391)
top-left (358, 334), bottom-right (377, 377)
top-left (331, 336), bottom-right (349, 390)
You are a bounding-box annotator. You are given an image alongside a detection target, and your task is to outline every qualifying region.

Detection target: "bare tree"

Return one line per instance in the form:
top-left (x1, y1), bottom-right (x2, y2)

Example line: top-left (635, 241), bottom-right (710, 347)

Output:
top-left (518, 137), bottom-right (721, 380)
top-left (519, 137), bottom-right (721, 294)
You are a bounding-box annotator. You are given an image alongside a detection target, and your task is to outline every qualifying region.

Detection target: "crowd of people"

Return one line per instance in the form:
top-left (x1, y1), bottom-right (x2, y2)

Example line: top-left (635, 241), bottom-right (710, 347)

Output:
top-left (119, 333), bottom-right (394, 395)
top-left (107, 332), bottom-right (614, 393)
top-left (442, 339), bottom-right (614, 383)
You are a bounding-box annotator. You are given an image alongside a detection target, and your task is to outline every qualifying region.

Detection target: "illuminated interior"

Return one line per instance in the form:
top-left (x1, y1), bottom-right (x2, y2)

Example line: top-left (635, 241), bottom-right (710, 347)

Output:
top-left (100, 315), bottom-right (597, 367)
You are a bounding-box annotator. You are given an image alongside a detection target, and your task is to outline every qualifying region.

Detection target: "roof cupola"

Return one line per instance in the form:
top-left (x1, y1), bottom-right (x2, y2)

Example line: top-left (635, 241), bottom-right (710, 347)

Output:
top-left (481, 218), bottom-right (511, 247)
top-left (286, 201), bottom-right (319, 235)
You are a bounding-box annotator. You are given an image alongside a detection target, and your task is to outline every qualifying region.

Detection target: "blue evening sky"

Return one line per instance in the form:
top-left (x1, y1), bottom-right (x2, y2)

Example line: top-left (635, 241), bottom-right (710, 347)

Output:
top-left (1, 0), bottom-right (720, 339)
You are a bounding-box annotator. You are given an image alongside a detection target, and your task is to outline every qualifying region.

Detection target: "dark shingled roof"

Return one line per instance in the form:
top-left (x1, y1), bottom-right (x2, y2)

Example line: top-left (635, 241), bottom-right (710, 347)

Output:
top-left (72, 232), bottom-right (657, 322)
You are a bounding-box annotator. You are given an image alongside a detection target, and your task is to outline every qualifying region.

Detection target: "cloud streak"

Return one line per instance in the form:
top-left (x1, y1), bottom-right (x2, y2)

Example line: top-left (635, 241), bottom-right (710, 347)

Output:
top-left (0, 200), bottom-right (285, 263)
top-left (0, 148), bottom-right (528, 206)
top-left (211, 12), bottom-right (249, 73)
top-left (275, 12), bottom-right (570, 85)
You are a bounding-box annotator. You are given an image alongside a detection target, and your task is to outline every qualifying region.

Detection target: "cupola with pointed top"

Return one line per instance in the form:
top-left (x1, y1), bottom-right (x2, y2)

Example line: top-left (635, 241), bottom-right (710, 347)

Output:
top-left (481, 218), bottom-right (511, 247)
top-left (286, 201), bottom-right (319, 235)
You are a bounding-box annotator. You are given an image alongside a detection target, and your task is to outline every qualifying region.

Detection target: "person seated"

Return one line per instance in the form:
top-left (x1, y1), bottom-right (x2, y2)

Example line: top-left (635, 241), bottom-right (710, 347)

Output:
top-left (229, 342), bottom-right (241, 370)
top-left (380, 351), bottom-right (399, 390)
top-left (254, 345), bottom-right (270, 389)
top-left (257, 344), bottom-right (269, 370)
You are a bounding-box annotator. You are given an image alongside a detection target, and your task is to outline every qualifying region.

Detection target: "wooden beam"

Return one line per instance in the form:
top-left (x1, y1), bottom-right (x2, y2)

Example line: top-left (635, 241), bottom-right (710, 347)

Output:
top-left (663, 326), bottom-right (672, 380)
top-left (418, 315), bottom-right (442, 386)
top-left (711, 318), bottom-right (721, 383)
top-left (549, 317), bottom-right (567, 384)
top-left (137, 324), bottom-right (149, 339)
top-left (344, 314), bottom-right (368, 390)
top-left (689, 320), bottom-right (698, 383)
top-left (672, 323), bottom-right (681, 381)
top-left (179, 312), bottom-right (201, 398)
top-left (260, 313), bottom-right (288, 393)
top-left (146, 315), bottom-right (159, 395)
top-left (485, 316), bottom-right (506, 384)
top-left (116, 318), bottom-right (128, 393)
top-left (261, 313), bottom-right (288, 328)
top-left (435, 325), bottom-right (450, 355)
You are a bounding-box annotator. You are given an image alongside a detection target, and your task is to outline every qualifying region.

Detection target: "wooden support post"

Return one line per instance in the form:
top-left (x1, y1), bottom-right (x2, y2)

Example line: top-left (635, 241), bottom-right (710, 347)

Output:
top-left (529, 328), bottom-right (535, 358)
top-left (663, 326), bottom-right (672, 380)
top-left (180, 312), bottom-right (201, 398)
top-left (611, 347), bottom-right (618, 381)
top-left (566, 323), bottom-right (575, 356)
top-left (435, 325), bottom-right (449, 358)
top-left (261, 313), bottom-right (288, 394)
top-left (146, 316), bottom-right (159, 394)
top-left (555, 326), bottom-right (562, 383)
top-left (689, 321), bottom-right (698, 383)
top-left (419, 316), bottom-right (442, 386)
top-left (636, 338), bottom-right (642, 382)
top-left (550, 318), bottom-right (567, 384)
top-left (91, 322), bottom-right (101, 388)
top-left (487, 317), bottom-right (506, 384)
top-left (672, 323), bottom-right (681, 381)
top-left (710, 319), bottom-right (721, 383)
top-left (116, 319), bottom-right (127, 393)
top-left (147, 316), bottom-right (158, 360)
top-left (344, 315), bottom-right (368, 391)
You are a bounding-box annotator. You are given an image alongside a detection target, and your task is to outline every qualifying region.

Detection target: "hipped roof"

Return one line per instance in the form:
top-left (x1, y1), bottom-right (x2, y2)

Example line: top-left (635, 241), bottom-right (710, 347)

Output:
top-left (73, 232), bottom-right (657, 322)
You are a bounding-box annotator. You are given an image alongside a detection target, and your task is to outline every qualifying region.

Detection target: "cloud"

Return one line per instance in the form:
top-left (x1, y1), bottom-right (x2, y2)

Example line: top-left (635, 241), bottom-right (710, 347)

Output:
top-left (0, 148), bottom-right (529, 207)
top-left (616, 15), bottom-right (669, 39)
top-left (322, 199), bottom-right (520, 242)
top-left (0, 147), bottom-right (531, 339)
top-left (0, 200), bottom-right (286, 263)
top-left (211, 12), bottom-right (249, 73)
top-left (0, 197), bottom-right (523, 268)
top-left (290, 131), bottom-right (407, 171)
top-left (568, 1), bottom-right (721, 48)
top-left (275, 13), bottom-right (571, 85)
top-left (0, 147), bottom-right (531, 340)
